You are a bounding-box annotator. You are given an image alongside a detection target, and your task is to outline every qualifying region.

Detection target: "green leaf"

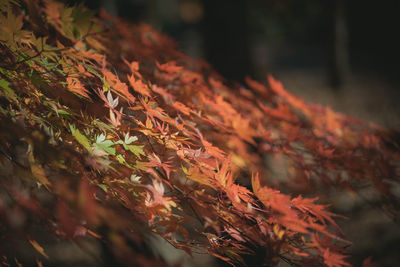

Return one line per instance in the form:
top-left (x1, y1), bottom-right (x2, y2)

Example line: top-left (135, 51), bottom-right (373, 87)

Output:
top-left (182, 165), bottom-right (188, 174)
top-left (98, 184), bottom-right (108, 192)
top-left (135, 161), bottom-right (148, 171)
top-left (71, 2), bottom-right (95, 39)
top-left (94, 134), bottom-right (116, 155)
top-left (125, 144), bottom-right (145, 158)
top-left (116, 154), bottom-right (125, 164)
top-left (116, 154), bottom-right (133, 168)
top-left (92, 119), bottom-right (117, 135)
top-left (94, 142), bottom-right (116, 155)
top-left (57, 109), bottom-right (71, 116)
top-left (124, 133), bottom-right (138, 144)
top-left (40, 57), bottom-right (57, 69)
top-left (70, 124), bottom-right (91, 151)
top-left (0, 79), bottom-right (14, 96)
top-left (102, 76), bottom-right (111, 92)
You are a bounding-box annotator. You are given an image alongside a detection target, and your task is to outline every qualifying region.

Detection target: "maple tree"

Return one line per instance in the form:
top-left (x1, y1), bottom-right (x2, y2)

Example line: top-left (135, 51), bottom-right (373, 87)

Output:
top-left (0, 0), bottom-right (399, 266)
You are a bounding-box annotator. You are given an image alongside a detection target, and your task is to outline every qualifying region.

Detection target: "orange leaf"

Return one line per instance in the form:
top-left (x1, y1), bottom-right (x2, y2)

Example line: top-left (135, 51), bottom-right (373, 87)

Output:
top-left (127, 74), bottom-right (151, 97)
top-left (66, 77), bottom-right (90, 99)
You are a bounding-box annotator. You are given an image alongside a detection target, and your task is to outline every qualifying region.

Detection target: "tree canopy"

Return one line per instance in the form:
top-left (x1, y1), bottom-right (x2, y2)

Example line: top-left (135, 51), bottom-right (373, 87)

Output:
top-left (0, 0), bottom-right (399, 266)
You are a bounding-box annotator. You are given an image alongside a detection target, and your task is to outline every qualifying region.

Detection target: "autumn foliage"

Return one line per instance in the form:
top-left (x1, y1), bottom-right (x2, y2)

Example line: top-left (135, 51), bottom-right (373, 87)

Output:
top-left (0, 0), bottom-right (399, 266)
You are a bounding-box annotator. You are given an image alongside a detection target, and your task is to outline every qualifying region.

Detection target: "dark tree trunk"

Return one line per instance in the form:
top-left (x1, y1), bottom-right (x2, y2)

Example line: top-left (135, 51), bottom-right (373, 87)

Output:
top-left (202, 0), bottom-right (252, 82)
top-left (329, 0), bottom-right (351, 89)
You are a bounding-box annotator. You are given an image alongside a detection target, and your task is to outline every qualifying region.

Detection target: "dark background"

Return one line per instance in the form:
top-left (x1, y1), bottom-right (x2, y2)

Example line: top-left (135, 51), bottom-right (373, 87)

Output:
top-left (78, 0), bottom-right (400, 85)
top-left (63, 1), bottom-right (400, 266)
top-left (72, 0), bottom-right (400, 130)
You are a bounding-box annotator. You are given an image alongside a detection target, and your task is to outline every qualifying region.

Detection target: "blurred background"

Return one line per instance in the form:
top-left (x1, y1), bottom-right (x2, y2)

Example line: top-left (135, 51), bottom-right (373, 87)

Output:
top-left (59, 1), bottom-right (399, 266)
top-left (75, 0), bottom-right (400, 131)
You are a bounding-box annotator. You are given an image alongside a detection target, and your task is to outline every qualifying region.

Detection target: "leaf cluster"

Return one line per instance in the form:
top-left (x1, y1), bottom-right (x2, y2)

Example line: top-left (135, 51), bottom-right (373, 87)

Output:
top-left (0, 1), bottom-right (399, 266)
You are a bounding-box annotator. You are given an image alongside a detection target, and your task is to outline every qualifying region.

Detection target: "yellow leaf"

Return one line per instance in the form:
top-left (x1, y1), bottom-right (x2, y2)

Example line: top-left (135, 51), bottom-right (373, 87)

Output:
top-left (31, 164), bottom-right (51, 189)
top-left (29, 239), bottom-right (49, 259)
top-left (186, 166), bottom-right (214, 188)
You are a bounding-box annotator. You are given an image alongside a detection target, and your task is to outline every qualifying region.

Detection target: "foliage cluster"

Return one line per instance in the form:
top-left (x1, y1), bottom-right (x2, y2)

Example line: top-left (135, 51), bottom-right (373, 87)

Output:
top-left (0, 0), bottom-right (399, 266)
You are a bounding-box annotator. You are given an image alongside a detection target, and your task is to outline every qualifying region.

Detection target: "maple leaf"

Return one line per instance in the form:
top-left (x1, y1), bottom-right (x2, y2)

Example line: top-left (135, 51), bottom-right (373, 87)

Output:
top-left (130, 174), bottom-right (142, 183)
top-left (182, 165), bottom-right (215, 188)
top-left (127, 74), bottom-right (152, 97)
top-left (172, 101), bottom-right (193, 116)
top-left (44, 0), bottom-right (63, 25)
top-left (194, 128), bottom-right (226, 159)
top-left (123, 58), bottom-right (140, 74)
top-left (140, 98), bottom-right (171, 122)
top-left (267, 74), bottom-right (310, 117)
top-left (108, 108), bottom-right (123, 128)
top-left (102, 68), bottom-right (135, 102)
top-left (93, 133), bottom-right (116, 155)
top-left (70, 124), bottom-right (91, 151)
top-left (252, 173), bottom-right (309, 233)
top-left (156, 61), bottom-right (183, 73)
top-left (106, 90), bottom-right (119, 108)
top-left (245, 76), bottom-right (269, 95)
top-left (224, 227), bottom-right (246, 242)
top-left (76, 64), bottom-right (93, 77)
top-left (257, 101), bottom-right (297, 122)
top-left (291, 196), bottom-right (339, 229)
top-left (225, 178), bottom-right (256, 213)
top-left (147, 153), bottom-right (174, 179)
top-left (323, 248), bottom-right (351, 267)
top-left (145, 180), bottom-right (177, 211)
top-left (2, 2), bottom-right (399, 266)
top-left (151, 84), bottom-right (175, 101)
top-left (124, 132), bottom-right (138, 144)
top-left (66, 77), bottom-right (90, 98)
